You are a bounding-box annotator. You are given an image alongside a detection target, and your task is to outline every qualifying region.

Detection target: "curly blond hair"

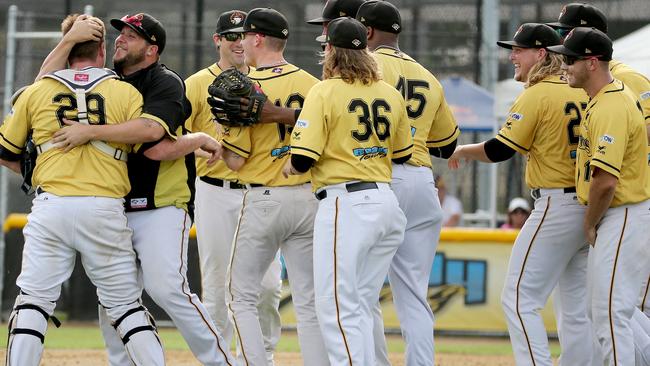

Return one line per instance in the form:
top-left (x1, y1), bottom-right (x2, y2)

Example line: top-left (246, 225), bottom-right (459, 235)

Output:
top-left (526, 51), bottom-right (563, 88)
top-left (321, 46), bottom-right (381, 84)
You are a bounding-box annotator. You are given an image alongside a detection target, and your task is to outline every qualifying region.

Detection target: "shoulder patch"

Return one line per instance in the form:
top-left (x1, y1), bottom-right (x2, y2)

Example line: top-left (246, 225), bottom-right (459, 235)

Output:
top-left (296, 120), bottom-right (309, 128)
top-left (509, 112), bottom-right (523, 121)
top-left (600, 134), bottom-right (615, 144)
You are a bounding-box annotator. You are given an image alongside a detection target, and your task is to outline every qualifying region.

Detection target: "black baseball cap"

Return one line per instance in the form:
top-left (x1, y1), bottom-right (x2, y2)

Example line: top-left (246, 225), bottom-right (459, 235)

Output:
top-left (356, 0), bottom-right (402, 34)
top-left (546, 3), bottom-right (608, 33)
top-left (307, 0), bottom-right (367, 25)
top-left (229, 8), bottom-right (289, 39)
top-left (111, 13), bottom-right (166, 54)
top-left (215, 10), bottom-right (247, 35)
top-left (496, 23), bottom-right (561, 49)
top-left (322, 17), bottom-right (367, 50)
top-left (547, 27), bottom-right (613, 61)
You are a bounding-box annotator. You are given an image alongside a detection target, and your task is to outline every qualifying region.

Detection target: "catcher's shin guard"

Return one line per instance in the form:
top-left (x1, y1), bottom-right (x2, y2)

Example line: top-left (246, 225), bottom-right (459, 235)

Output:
top-left (109, 304), bottom-right (165, 366)
top-left (6, 294), bottom-right (60, 366)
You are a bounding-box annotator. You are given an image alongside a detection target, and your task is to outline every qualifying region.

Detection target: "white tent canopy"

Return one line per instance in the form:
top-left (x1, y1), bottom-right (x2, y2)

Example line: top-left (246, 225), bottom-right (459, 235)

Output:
top-left (612, 24), bottom-right (650, 78)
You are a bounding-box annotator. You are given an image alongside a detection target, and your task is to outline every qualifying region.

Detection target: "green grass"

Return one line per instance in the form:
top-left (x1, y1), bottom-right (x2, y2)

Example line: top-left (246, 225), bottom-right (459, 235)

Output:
top-left (0, 323), bottom-right (560, 356)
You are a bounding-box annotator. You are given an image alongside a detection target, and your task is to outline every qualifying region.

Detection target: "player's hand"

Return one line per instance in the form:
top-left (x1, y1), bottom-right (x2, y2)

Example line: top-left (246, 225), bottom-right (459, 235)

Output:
top-left (447, 145), bottom-right (467, 170)
top-left (52, 118), bottom-right (94, 152)
top-left (282, 159), bottom-right (295, 178)
top-left (64, 15), bottom-right (103, 44)
top-left (584, 224), bottom-right (597, 247)
top-left (198, 133), bottom-right (223, 165)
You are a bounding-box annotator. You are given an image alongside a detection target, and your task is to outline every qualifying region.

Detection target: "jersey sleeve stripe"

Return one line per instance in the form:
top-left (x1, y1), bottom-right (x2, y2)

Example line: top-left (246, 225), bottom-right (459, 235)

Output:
top-left (141, 113), bottom-right (177, 140)
top-left (291, 145), bottom-right (321, 156)
top-left (591, 158), bottom-right (621, 174)
top-left (427, 126), bottom-right (459, 144)
top-left (0, 133), bottom-right (24, 151)
top-left (394, 144), bottom-right (414, 155)
top-left (496, 133), bottom-right (530, 152)
top-left (222, 140), bottom-right (250, 157)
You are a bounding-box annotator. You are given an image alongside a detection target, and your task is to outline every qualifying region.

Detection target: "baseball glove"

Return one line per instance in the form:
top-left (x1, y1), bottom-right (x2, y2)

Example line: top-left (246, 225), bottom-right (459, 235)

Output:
top-left (207, 68), bottom-right (267, 127)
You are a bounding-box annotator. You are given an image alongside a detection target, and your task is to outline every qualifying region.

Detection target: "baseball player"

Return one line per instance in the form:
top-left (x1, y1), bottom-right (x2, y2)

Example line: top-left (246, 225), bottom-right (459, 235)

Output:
top-left (186, 10), bottom-right (282, 363)
top-left (547, 27), bottom-right (650, 366)
top-left (355, 2), bottom-right (461, 365)
top-left (0, 15), bottom-right (165, 365)
top-left (449, 24), bottom-right (594, 365)
top-left (219, 8), bottom-right (328, 366)
top-left (39, 13), bottom-right (233, 365)
top-left (546, 3), bottom-right (650, 319)
top-left (285, 17), bottom-right (413, 365)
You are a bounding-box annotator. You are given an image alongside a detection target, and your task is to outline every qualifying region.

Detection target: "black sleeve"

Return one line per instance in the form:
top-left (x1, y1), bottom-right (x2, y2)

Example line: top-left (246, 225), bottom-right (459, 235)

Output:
top-left (142, 68), bottom-right (188, 136)
top-left (429, 139), bottom-right (458, 159)
top-left (392, 154), bottom-right (411, 165)
top-left (291, 154), bottom-right (314, 173)
top-left (484, 138), bottom-right (516, 162)
top-left (0, 146), bottom-right (22, 161)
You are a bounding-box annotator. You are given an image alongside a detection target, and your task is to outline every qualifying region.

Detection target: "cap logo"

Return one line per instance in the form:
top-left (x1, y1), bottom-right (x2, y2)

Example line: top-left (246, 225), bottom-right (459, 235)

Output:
top-left (339, 11), bottom-right (346, 16)
top-left (535, 40), bottom-right (542, 46)
top-left (580, 19), bottom-right (587, 25)
top-left (250, 24), bottom-right (256, 29)
top-left (352, 39), bottom-right (361, 47)
top-left (585, 48), bottom-right (592, 54)
top-left (122, 13), bottom-right (144, 28)
top-left (360, 16), bottom-right (365, 22)
top-left (282, 29), bottom-right (289, 36)
top-left (392, 23), bottom-right (400, 31)
top-left (151, 35), bottom-right (156, 41)
top-left (230, 12), bottom-right (244, 25)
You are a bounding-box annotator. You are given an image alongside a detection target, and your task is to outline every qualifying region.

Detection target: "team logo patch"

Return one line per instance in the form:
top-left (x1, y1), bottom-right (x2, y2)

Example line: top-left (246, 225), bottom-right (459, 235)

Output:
top-left (74, 73), bottom-right (89, 82)
top-left (296, 120), bottom-right (309, 128)
top-left (130, 198), bottom-right (147, 209)
top-left (392, 23), bottom-right (400, 31)
top-left (352, 146), bottom-right (388, 160)
top-left (292, 131), bottom-right (301, 140)
top-left (270, 145), bottom-right (290, 161)
top-left (640, 91), bottom-right (650, 100)
top-left (509, 112), bottom-right (523, 121)
top-left (282, 29), bottom-right (289, 36)
top-left (272, 67), bottom-right (283, 74)
top-left (230, 11), bottom-right (244, 25)
top-left (352, 39), bottom-right (361, 47)
top-left (600, 134), bottom-right (615, 144)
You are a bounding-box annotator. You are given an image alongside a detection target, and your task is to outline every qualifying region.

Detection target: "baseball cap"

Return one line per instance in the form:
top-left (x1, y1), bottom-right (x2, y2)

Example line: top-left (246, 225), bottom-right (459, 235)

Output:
top-left (323, 17), bottom-right (367, 50)
top-left (111, 13), bottom-right (166, 54)
top-left (356, 0), bottom-right (402, 34)
top-left (508, 197), bottom-right (531, 213)
top-left (496, 23), bottom-right (561, 49)
top-left (215, 10), bottom-right (247, 35)
top-left (546, 3), bottom-right (608, 34)
top-left (547, 27), bottom-right (613, 61)
top-left (307, 0), bottom-right (367, 25)
top-left (229, 8), bottom-right (289, 39)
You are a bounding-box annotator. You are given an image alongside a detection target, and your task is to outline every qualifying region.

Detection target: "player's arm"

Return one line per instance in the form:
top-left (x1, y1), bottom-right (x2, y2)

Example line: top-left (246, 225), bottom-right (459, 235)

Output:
top-left (35, 15), bottom-right (103, 80)
top-left (143, 132), bottom-right (221, 163)
top-left (0, 159), bottom-right (21, 174)
top-left (426, 91), bottom-right (461, 160)
top-left (222, 148), bottom-right (246, 171)
top-left (583, 167), bottom-right (617, 246)
top-left (52, 118), bottom-right (166, 151)
top-left (0, 87), bottom-right (32, 174)
top-left (429, 139), bottom-right (458, 159)
top-left (448, 138), bottom-right (516, 169)
top-left (259, 102), bottom-right (301, 126)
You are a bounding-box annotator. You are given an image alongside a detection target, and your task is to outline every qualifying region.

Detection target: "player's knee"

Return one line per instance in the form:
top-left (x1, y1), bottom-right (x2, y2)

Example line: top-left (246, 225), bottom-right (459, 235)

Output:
top-left (109, 303), bottom-right (159, 345)
top-left (107, 303), bottom-right (165, 365)
top-left (6, 294), bottom-right (61, 364)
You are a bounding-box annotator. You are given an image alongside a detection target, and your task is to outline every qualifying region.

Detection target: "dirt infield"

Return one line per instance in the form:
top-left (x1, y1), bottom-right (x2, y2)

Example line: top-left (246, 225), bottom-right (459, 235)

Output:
top-left (0, 349), bottom-right (516, 365)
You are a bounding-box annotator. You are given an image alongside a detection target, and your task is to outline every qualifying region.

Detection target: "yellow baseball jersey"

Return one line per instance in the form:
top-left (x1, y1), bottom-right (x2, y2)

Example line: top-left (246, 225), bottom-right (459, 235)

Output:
top-left (221, 64), bottom-right (318, 186)
top-left (373, 46), bottom-right (459, 167)
top-left (0, 77), bottom-right (142, 197)
top-left (496, 75), bottom-right (588, 188)
top-left (185, 63), bottom-right (248, 181)
top-left (575, 79), bottom-right (650, 207)
top-left (610, 60), bottom-right (650, 122)
top-left (290, 78), bottom-right (413, 191)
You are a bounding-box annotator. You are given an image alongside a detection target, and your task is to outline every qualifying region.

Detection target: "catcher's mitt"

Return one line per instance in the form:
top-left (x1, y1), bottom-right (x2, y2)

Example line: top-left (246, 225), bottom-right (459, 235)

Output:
top-left (207, 68), bottom-right (267, 127)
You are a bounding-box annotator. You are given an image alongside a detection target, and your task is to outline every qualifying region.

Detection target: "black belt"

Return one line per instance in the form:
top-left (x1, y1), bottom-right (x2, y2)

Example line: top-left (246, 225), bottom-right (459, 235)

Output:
top-left (531, 187), bottom-right (576, 199)
top-left (315, 182), bottom-right (378, 200)
top-left (249, 183), bottom-right (264, 188)
top-left (199, 176), bottom-right (245, 189)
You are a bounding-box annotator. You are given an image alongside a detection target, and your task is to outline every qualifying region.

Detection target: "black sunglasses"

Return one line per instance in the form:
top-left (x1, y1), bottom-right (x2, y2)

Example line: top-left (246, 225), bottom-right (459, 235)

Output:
top-left (556, 28), bottom-right (571, 38)
top-left (563, 54), bottom-right (602, 65)
top-left (222, 33), bottom-right (243, 42)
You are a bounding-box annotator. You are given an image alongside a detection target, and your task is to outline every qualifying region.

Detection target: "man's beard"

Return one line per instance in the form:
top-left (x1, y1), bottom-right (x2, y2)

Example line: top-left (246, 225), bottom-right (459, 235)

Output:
top-left (113, 48), bottom-right (146, 74)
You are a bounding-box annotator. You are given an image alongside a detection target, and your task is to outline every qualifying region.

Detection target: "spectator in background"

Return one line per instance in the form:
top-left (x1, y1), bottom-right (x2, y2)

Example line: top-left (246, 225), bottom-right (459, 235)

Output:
top-left (501, 197), bottom-right (531, 229)
top-left (436, 175), bottom-right (463, 227)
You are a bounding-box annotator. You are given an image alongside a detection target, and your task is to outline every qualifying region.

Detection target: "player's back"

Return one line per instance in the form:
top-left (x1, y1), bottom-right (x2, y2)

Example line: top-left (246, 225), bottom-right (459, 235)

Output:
top-left (496, 75), bottom-right (588, 189)
top-left (296, 78), bottom-right (412, 190)
top-left (7, 75), bottom-right (142, 197)
top-left (222, 63), bottom-right (318, 186)
top-left (373, 47), bottom-right (459, 167)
